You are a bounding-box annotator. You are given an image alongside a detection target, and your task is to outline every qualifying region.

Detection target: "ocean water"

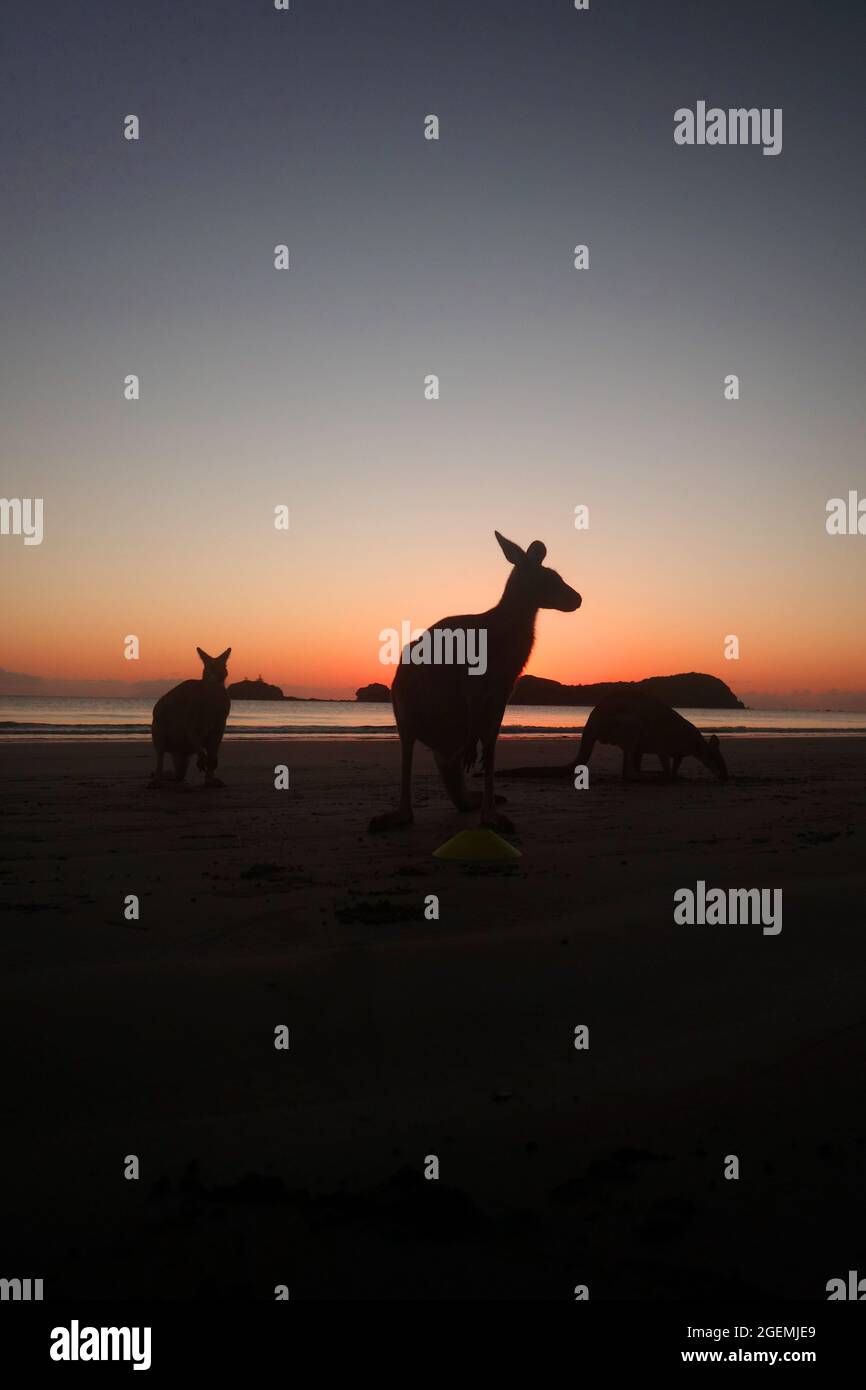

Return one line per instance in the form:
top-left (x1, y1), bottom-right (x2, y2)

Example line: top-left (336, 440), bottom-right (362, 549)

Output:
top-left (0, 696), bottom-right (864, 738)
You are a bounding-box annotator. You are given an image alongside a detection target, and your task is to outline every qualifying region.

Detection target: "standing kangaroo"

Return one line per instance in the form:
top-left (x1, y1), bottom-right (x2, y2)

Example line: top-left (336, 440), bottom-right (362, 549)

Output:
top-left (368, 533), bottom-right (581, 834)
top-left (148, 647), bottom-right (231, 789)
top-left (508, 689), bottom-right (729, 784)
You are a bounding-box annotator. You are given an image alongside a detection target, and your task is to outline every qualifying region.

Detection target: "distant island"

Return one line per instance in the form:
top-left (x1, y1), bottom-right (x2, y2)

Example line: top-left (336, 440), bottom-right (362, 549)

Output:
top-left (227, 677), bottom-right (286, 701)
top-left (232, 673), bottom-right (744, 709)
top-left (356, 672), bottom-right (744, 709)
top-left (356, 683), bottom-right (391, 702)
top-left (228, 676), bottom-right (333, 703)
top-left (511, 672), bottom-right (745, 709)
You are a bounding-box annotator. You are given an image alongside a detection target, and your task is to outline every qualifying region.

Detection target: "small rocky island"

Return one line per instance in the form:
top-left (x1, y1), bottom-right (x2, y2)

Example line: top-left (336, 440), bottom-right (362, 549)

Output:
top-left (227, 676), bottom-right (285, 701)
top-left (355, 683), bottom-right (391, 702)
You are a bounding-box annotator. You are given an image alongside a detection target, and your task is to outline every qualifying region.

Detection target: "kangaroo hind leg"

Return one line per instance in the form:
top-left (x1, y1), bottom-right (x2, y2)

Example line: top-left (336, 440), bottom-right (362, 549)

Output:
top-left (203, 737), bottom-right (225, 788)
top-left (435, 751), bottom-right (481, 812)
top-left (621, 744), bottom-right (642, 782)
top-left (148, 728), bottom-right (167, 789)
top-left (480, 729), bottom-right (514, 834)
top-left (368, 732), bottom-right (415, 831)
top-left (171, 753), bottom-right (190, 783)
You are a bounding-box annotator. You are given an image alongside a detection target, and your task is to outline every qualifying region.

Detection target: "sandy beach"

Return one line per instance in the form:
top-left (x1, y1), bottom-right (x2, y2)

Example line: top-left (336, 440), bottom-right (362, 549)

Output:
top-left (1, 734), bottom-right (864, 1300)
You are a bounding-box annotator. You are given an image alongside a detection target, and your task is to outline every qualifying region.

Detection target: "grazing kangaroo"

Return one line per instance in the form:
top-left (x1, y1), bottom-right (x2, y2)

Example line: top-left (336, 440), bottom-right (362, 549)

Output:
top-left (508, 689), bottom-right (729, 784)
top-left (368, 532), bottom-right (581, 834)
top-left (148, 647), bottom-right (231, 789)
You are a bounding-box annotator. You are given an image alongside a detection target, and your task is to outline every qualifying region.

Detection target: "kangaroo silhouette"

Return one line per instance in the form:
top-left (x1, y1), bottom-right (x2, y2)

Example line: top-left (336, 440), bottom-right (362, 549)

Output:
top-left (508, 689), bottom-right (729, 784)
top-left (148, 647), bottom-right (231, 788)
top-left (368, 532), bottom-right (581, 833)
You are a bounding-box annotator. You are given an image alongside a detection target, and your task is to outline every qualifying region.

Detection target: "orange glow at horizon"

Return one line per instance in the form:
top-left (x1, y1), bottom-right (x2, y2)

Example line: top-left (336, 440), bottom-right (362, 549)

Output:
top-left (3, 517), bottom-right (864, 701)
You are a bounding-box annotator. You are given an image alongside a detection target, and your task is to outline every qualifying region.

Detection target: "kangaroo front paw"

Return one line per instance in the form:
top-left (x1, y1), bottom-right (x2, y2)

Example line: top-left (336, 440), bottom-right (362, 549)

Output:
top-left (482, 809), bottom-right (515, 834)
top-left (368, 809), bottom-right (414, 832)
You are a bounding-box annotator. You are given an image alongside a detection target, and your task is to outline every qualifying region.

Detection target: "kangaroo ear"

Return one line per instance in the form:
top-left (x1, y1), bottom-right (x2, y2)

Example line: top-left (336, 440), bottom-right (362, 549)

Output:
top-left (196, 647), bottom-right (209, 663)
top-left (218, 648), bottom-right (231, 662)
top-left (525, 540), bottom-right (547, 565)
top-left (495, 531), bottom-right (526, 566)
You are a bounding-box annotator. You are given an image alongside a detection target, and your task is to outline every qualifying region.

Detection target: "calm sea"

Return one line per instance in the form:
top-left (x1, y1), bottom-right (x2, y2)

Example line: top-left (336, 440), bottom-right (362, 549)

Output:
top-left (0, 696), bottom-right (864, 738)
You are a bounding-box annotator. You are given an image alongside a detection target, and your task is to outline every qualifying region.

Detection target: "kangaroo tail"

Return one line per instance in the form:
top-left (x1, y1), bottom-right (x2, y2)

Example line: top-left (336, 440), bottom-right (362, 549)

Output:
top-left (434, 752), bottom-right (479, 811)
top-left (500, 738), bottom-right (580, 779)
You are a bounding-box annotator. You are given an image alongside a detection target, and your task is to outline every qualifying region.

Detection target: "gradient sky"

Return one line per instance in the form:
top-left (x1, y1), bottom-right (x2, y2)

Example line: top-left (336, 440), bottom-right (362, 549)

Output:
top-left (1, 0), bottom-right (864, 702)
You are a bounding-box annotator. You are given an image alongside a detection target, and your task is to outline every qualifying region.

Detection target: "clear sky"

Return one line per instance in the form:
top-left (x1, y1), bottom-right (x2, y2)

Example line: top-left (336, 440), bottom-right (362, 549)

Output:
top-left (1, 0), bottom-right (864, 704)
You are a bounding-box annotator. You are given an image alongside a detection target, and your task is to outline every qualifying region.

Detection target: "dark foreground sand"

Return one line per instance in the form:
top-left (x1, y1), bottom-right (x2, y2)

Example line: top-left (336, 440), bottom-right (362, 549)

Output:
top-left (1, 735), bottom-right (864, 1300)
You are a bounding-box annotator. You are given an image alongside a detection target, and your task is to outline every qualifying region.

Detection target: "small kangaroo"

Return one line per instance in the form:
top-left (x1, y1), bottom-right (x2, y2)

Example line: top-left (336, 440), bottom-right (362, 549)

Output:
top-left (369, 532), bottom-right (581, 834)
top-left (509, 689), bottom-right (728, 783)
top-left (148, 647), bottom-right (231, 789)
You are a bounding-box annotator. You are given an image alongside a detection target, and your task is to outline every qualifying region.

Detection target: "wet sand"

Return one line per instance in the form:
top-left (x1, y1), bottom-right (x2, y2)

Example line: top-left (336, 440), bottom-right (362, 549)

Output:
top-left (1, 735), bottom-right (864, 1299)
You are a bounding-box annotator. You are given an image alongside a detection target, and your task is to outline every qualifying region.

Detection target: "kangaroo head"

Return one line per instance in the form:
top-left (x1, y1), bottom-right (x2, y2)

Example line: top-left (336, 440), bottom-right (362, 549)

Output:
top-left (196, 646), bottom-right (231, 684)
top-left (495, 532), bottom-right (581, 612)
top-left (702, 733), bottom-right (729, 784)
